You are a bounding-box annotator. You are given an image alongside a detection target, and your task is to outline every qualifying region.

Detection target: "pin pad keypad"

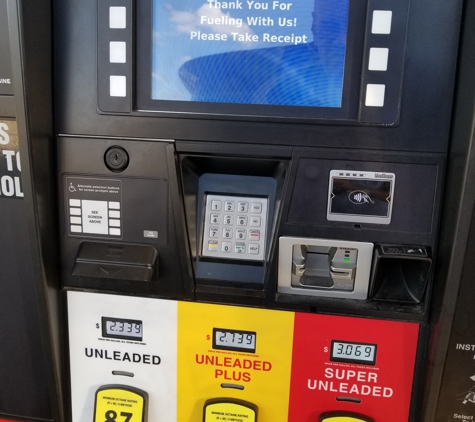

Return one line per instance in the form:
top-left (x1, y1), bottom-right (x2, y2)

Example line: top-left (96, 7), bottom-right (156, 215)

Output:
top-left (201, 194), bottom-right (268, 261)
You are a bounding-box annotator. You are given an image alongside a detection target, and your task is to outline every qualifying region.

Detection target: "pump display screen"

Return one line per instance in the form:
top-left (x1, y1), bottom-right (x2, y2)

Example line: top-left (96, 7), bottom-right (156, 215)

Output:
top-left (213, 328), bottom-right (256, 352)
top-left (151, 0), bottom-right (350, 107)
top-left (330, 340), bottom-right (377, 365)
top-left (102, 317), bottom-right (143, 341)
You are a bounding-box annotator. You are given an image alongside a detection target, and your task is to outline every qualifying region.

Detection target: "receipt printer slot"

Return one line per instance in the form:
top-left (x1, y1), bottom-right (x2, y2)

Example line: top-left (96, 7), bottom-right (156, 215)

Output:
top-left (278, 237), bottom-right (373, 300)
top-left (292, 245), bottom-right (357, 291)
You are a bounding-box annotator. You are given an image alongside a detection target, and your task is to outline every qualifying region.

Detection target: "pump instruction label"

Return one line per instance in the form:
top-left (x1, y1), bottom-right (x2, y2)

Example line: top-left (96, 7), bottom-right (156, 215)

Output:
top-left (0, 120), bottom-right (23, 199)
top-left (65, 176), bottom-right (122, 238)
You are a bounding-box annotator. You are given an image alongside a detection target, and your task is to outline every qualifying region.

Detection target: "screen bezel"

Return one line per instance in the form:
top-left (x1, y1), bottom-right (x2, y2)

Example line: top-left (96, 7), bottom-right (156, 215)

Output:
top-left (135, 0), bottom-right (367, 122)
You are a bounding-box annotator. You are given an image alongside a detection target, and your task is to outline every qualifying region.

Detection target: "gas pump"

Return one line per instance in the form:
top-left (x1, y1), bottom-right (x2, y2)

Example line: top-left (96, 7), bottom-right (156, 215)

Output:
top-left (5, 0), bottom-right (475, 419)
top-left (50, 0), bottom-right (462, 420)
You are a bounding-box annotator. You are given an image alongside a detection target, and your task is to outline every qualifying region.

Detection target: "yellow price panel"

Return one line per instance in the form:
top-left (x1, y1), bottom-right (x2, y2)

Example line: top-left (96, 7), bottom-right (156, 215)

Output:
top-left (94, 385), bottom-right (148, 422)
top-left (204, 399), bottom-right (258, 422)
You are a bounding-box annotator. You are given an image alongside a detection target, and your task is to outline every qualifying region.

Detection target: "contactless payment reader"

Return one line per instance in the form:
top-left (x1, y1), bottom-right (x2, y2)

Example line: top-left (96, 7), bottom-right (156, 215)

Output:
top-left (327, 171), bottom-right (395, 225)
top-left (204, 399), bottom-right (258, 422)
top-left (94, 385), bottom-right (148, 422)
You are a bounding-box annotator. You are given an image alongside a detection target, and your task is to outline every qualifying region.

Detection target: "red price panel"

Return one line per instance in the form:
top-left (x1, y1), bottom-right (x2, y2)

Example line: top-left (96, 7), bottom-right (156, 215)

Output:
top-left (288, 313), bottom-right (419, 422)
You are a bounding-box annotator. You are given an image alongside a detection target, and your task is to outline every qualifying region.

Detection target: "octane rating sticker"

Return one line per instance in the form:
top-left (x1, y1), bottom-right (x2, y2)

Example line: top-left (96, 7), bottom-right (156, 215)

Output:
top-left (94, 386), bottom-right (147, 422)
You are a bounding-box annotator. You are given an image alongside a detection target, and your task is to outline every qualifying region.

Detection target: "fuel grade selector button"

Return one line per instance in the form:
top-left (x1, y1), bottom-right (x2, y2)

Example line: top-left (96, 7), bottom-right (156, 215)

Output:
top-left (203, 398), bottom-right (258, 422)
top-left (105, 146), bottom-right (129, 172)
top-left (94, 385), bottom-right (148, 422)
top-left (320, 412), bottom-right (374, 422)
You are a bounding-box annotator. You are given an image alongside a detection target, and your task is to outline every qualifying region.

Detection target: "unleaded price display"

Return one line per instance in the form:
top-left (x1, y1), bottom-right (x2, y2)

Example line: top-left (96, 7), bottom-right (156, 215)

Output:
top-left (330, 340), bottom-right (377, 365)
top-left (213, 328), bottom-right (257, 353)
top-left (101, 317), bottom-right (143, 341)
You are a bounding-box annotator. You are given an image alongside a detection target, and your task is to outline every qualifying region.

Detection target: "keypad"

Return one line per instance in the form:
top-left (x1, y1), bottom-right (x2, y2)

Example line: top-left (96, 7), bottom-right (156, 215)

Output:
top-left (202, 194), bottom-right (268, 261)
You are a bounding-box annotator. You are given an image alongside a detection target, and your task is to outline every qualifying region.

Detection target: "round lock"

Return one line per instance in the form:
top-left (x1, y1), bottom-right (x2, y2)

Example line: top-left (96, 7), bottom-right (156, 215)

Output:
top-left (105, 146), bottom-right (129, 172)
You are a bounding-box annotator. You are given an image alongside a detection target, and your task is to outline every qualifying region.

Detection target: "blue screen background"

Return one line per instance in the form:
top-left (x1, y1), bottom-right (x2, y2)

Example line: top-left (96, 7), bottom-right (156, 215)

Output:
top-left (151, 0), bottom-right (349, 107)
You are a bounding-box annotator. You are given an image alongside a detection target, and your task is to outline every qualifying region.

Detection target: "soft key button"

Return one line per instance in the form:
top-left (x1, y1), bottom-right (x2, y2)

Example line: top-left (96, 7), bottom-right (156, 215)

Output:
top-left (109, 6), bottom-right (126, 29)
top-left (70, 217), bottom-right (82, 225)
top-left (109, 210), bottom-right (120, 218)
top-left (110, 75), bottom-right (126, 97)
top-left (109, 41), bottom-right (126, 63)
top-left (368, 48), bottom-right (389, 71)
top-left (365, 84), bottom-right (386, 107)
top-left (371, 10), bottom-right (392, 34)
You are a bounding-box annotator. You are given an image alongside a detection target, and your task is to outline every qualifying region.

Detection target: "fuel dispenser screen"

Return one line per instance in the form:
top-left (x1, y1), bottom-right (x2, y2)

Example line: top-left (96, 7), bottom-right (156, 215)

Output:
top-left (151, 0), bottom-right (350, 107)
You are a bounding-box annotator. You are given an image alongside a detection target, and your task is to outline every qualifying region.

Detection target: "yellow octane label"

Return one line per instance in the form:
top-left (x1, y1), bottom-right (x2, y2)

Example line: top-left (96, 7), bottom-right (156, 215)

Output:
top-left (205, 402), bottom-right (257, 422)
top-left (94, 388), bottom-right (145, 422)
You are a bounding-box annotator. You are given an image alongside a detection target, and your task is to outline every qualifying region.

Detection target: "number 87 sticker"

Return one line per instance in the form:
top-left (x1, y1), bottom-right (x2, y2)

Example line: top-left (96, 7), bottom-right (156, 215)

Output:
top-left (94, 385), bottom-right (148, 422)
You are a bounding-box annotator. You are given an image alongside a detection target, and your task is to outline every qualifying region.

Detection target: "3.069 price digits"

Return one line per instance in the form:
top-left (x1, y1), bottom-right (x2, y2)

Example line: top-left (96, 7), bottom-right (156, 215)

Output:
top-left (336, 343), bottom-right (372, 358)
top-left (105, 410), bottom-right (133, 422)
top-left (331, 340), bottom-right (377, 365)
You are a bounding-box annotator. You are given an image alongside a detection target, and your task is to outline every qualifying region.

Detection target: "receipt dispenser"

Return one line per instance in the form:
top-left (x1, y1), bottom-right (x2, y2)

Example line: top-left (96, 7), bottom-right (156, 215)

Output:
top-left (292, 245), bottom-right (358, 291)
top-left (278, 237), bottom-right (373, 300)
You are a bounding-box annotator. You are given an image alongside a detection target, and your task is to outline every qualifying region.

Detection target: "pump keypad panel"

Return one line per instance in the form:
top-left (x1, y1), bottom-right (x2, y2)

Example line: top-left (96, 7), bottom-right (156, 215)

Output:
top-left (201, 194), bottom-right (268, 261)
